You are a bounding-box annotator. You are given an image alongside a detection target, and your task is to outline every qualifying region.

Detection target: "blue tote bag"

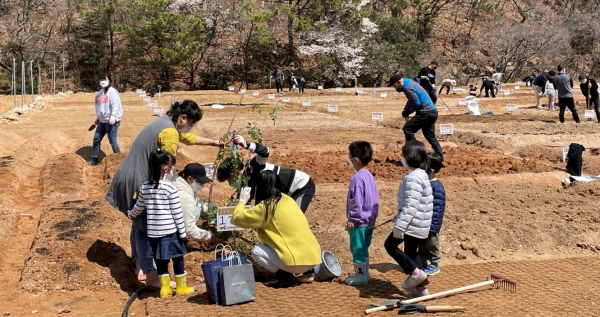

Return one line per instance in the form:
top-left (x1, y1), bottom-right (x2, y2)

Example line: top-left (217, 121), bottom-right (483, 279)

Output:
top-left (201, 244), bottom-right (248, 304)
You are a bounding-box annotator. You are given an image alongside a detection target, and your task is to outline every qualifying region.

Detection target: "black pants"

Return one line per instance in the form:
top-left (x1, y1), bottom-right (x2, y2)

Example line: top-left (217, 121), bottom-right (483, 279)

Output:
top-left (403, 111), bottom-right (441, 152)
top-left (275, 79), bottom-right (283, 93)
top-left (483, 83), bottom-right (495, 98)
top-left (291, 178), bottom-right (315, 213)
top-left (428, 88), bottom-right (437, 105)
top-left (558, 97), bottom-right (580, 123)
top-left (299, 83), bottom-right (305, 94)
top-left (438, 85), bottom-right (450, 95)
top-left (156, 256), bottom-right (185, 276)
top-left (384, 233), bottom-right (429, 287)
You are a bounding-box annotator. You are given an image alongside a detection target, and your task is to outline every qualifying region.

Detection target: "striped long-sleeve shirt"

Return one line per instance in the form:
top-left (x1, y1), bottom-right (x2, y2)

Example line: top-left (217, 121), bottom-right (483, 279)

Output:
top-left (128, 180), bottom-right (187, 239)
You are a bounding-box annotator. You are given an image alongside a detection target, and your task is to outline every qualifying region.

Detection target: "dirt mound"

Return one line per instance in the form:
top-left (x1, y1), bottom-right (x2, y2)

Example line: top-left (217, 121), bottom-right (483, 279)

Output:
top-left (0, 131), bottom-right (25, 156)
top-left (269, 146), bottom-right (554, 182)
top-left (513, 145), bottom-right (563, 164)
top-left (19, 200), bottom-right (135, 293)
top-left (41, 153), bottom-right (88, 202)
top-left (13, 132), bottom-right (73, 168)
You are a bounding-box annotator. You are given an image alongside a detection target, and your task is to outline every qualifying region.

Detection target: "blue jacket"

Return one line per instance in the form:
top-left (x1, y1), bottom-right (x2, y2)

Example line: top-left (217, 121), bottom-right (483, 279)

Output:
top-left (429, 179), bottom-right (446, 233)
top-left (401, 78), bottom-right (436, 115)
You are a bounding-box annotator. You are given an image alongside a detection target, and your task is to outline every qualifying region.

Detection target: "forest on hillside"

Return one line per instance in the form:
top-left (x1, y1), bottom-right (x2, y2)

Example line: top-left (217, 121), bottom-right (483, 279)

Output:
top-left (0, 0), bottom-right (599, 93)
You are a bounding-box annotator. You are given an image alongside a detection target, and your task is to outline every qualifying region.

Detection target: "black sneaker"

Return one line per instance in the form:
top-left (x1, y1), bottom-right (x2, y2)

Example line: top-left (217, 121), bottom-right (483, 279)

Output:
top-left (263, 270), bottom-right (297, 289)
top-left (87, 157), bottom-right (98, 165)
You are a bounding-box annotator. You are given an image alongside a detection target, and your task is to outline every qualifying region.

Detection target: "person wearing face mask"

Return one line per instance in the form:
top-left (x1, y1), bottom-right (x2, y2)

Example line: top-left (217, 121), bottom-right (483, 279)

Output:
top-left (344, 141), bottom-right (379, 286)
top-left (88, 74), bottom-right (122, 165)
top-left (388, 74), bottom-right (444, 163)
top-left (174, 163), bottom-right (222, 244)
top-left (106, 100), bottom-right (224, 291)
top-left (216, 136), bottom-right (316, 213)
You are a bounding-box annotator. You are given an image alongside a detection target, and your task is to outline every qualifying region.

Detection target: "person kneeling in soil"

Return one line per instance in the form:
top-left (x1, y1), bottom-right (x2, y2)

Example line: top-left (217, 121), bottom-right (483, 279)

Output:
top-left (418, 153), bottom-right (446, 276)
top-left (218, 135), bottom-right (316, 213)
top-left (174, 163), bottom-right (222, 245)
top-left (344, 141), bottom-right (379, 286)
top-left (437, 79), bottom-right (456, 95)
top-left (231, 171), bottom-right (322, 289)
top-left (479, 79), bottom-right (496, 98)
top-left (127, 149), bottom-right (195, 298)
top-left (384, 140), bottom-right (433, 298)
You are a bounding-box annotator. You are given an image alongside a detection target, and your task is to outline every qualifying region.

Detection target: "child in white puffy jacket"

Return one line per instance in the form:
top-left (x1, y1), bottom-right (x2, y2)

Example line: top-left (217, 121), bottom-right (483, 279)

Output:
top-left (384, 140), bottom-right (433, 298)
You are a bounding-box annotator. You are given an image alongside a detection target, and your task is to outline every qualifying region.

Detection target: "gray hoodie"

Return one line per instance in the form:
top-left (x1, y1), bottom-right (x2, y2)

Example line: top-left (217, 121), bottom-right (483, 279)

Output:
top-left (553, 73), bottom-right (574, 98)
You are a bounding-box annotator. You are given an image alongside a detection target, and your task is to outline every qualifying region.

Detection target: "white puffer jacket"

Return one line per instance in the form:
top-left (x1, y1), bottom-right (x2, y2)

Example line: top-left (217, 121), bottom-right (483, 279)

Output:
top-left (174, 176), bottom-right (213, 242)
top-left (394, 169), bottom-right (433, 239)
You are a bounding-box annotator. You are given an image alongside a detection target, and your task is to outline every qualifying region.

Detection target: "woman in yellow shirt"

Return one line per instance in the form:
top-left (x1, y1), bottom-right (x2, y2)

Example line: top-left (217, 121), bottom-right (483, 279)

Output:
top-left (106, 100), bottom-right (223, 290)
top-left (231, 170), bottom-right (322, 288)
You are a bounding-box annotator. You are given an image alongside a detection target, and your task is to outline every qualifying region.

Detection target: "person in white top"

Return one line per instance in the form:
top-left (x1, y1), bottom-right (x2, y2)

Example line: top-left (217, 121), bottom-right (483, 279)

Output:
top-left (174, 163), bottom-right (222, 244)
top-left (437, 79), bottom-right (456, 95)
top-left (492, 72), bottom-right (504, 95)
top-left (89, 74), bottom-right (122, 165)
top-left (384, 140), bottom-right (433, 299)
top-left (128, 149), bottom-right (195, 298)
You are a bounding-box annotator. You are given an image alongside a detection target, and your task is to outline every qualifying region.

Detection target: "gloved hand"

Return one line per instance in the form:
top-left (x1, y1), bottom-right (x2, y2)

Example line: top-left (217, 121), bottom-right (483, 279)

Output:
top-left (239, 186), bottom-right (252, 204)
top-left (233, 135), bottom-right (247, 149)
top-left (402, 110), bottom-right (409, 118)
top-left (431, 84), bottom-right (436, 90)
top-left (109, 115), bottom-right (116, 125)
top-left (392, 227), bottom-right (405, 239)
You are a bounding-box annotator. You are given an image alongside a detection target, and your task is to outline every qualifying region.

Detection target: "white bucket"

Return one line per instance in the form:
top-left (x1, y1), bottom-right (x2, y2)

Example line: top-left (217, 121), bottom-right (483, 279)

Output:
top-left (313, 250), bottom-right (341, 281)
top-left (467, 100), bottom-right (480, 116)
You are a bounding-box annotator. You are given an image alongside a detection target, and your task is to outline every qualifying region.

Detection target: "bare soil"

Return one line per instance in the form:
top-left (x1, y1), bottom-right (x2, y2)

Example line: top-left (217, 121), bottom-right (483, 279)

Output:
top-left (0, 86), bottom-right (599, 316)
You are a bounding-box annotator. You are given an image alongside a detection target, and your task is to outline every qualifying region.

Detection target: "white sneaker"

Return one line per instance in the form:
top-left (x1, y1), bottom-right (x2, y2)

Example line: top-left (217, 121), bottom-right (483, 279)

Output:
top-left (401, 270), bottom-right (428, 290)
top-left (402, 287), bottom-right (430, 298)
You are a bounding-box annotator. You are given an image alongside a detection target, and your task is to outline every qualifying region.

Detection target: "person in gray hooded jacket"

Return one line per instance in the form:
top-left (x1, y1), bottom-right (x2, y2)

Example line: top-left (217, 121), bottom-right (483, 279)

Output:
top-left (384, 140), bottom-right (433, 299)
top-left (553, 65), bottom-right (580, 123)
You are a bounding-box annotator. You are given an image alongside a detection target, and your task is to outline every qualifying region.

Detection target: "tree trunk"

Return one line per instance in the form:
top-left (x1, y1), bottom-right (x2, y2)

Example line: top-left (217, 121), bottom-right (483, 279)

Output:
top-left (287, 0), bottom-right (294, 65)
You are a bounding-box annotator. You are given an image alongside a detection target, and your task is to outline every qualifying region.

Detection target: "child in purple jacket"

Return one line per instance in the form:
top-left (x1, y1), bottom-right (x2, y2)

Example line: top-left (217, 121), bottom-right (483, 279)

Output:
top-left (345, 141), bottom-right (379, 286)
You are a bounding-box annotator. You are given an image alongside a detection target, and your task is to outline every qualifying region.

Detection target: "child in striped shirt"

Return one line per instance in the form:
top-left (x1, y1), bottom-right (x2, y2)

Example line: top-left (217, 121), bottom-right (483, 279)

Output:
top-left (128, 149), bottom-right (195, 298)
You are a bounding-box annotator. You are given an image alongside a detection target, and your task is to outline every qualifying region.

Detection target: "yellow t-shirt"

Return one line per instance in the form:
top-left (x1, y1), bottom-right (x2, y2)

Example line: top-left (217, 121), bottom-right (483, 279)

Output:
top-left (231, 194), bottom-right (321, 266)
top-left (157, 127), bottom-right (197, 156)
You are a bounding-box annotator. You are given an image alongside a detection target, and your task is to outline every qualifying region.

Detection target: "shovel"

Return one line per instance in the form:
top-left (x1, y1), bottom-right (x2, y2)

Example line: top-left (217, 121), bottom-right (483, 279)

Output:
top-left (369, 300), bottom-right (464, 314)
top-left (88, 123), bottom-right (97, 131)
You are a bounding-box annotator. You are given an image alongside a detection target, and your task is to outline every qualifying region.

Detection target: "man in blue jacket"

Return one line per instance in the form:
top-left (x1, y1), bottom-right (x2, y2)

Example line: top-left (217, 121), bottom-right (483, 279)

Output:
top-left (389, 74), bottom-right (444, 162)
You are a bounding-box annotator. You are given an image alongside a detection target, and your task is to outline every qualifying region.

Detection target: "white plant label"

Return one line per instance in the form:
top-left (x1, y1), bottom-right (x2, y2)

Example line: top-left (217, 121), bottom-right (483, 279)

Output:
top-left (380, 92), bottom-right (387, 99)
top-left (154, 107), bottom-right (164, 116)
top-left (143, 97), bottom-right (151, 103)
top-left (440, 123), bottom-right (454, 135)
top-left (252, 91), bottom-right (259, 97)
top-left (282, 97), bottom-right (290, 103)
top-left (371, 112), bottom-right (383, 121)
top-left (562, 147), bottom-right (569, 162)
top-left (202, 162), bottom-right (215, 178)
top-left (585, 110), bottom-right (595, 119)
top-left (503, 90), bottom-right (510, 96)
top-left (514, 86), bottom-right (520, 90)
top-left (228, 86), bottom-right (235, 91)
top-left (301, 101), bottom-right (311, 107)
top-left (336, 87), bottom-right (342, 92)
top-left (148, 101), bottom-right (158, 108)
top-left (458, 99), bottom-right (466, 106)
top-left (507, 104), bottom-right (517, 112)
top-left (356, 89), bottom-right (363, 94)
top-left (216, 206), bottom-right (249, 232)
top-left (318, 85), bottom-right (323, 90)
top-left (240, 89), bottom-right (247, 94)
top-left (328, 105), bottom-right (338, 113)
top-left (267, 94), bottom-right (275, 100)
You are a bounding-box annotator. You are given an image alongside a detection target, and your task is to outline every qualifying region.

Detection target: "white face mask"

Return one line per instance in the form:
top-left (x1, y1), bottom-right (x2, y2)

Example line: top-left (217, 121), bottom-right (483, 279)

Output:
top-left (99, 80), bottom-right (109, 88)
top-left (401, 157), bottom-right (408, 169)
top-left (191, 182), bottom-right (204, 192)
top-left (163, 168), bottom-right (175, 182)
top-left (347, 157), bottom-right (355, 172)
top-left (178, 124), bottom-right (192, 133)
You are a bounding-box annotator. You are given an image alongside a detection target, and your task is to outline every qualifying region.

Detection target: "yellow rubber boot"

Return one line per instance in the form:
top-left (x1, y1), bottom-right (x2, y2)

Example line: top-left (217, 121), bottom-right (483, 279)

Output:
top-left (159, 274), bottom-right (172, 298)
top-left (175, 272), bottom-right (195, 296)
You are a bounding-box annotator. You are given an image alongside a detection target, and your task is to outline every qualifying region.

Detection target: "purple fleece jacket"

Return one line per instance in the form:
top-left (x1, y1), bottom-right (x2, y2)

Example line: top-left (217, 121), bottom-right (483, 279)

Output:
top-left (346, 170), bottom-right (379, 227)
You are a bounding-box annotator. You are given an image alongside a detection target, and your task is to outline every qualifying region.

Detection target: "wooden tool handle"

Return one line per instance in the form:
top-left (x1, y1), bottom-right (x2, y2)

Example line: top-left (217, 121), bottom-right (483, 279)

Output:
top-left (425, 306), bottom-right (465, 312)
top-left (403, 279), bottom-right (494, 304)
top-left (364, 305), bottom-right (392, 314)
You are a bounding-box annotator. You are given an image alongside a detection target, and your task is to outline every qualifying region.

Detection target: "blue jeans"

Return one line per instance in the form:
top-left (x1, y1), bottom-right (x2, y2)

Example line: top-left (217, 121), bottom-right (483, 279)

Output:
top-left (130, 219), bottom-right (157, 273)
top-left (92, 121), bottom-right (121, 158)
top-left (348, 226), bottom-right (374, 264)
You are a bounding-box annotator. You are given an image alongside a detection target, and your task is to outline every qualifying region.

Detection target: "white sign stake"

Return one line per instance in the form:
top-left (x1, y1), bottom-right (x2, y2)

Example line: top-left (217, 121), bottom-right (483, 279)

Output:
top-left (439, 123), bottom-right (454, 142)
top-left (318, 85), bottom-right (323, 90)
top-left (240, 89), bottom-right (247, 94)
top-left (371, 112), bottom-right (383, 126)
top-left (585, 110), bottom-right (595, 121)
top-left (216, 206), bottom-right (249, 232)
top-left (380, 92), bottom-right (387, 99)
top-left (252, 91), bottom-right (259, 97)
top-left (301, 100), bottom-right (310, 111)
top-left (228, 86), bottom-right (235, 91)
top-left (267, 94), bottom-right (275, 100)
top-left (202, 162), bottom-right (215, 178)
top-left (356, 89), bottom-right (363, 95)
top-left (282, 97), bottom-right (290, 103)
top-left (507, 104), bottom-right (516, 114)
top-left (336, 87), bottom-right (342, 92)
top-left (503, 90), bottom-right (510, 97)
top-left (458, 99), bottom-right (466, 106)
top-left (328, 104), bottom-right (338, 114)
top-left (514, 86), bottom-right (520, 90)
top-left (153, 107), bottom-right (164, 116)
